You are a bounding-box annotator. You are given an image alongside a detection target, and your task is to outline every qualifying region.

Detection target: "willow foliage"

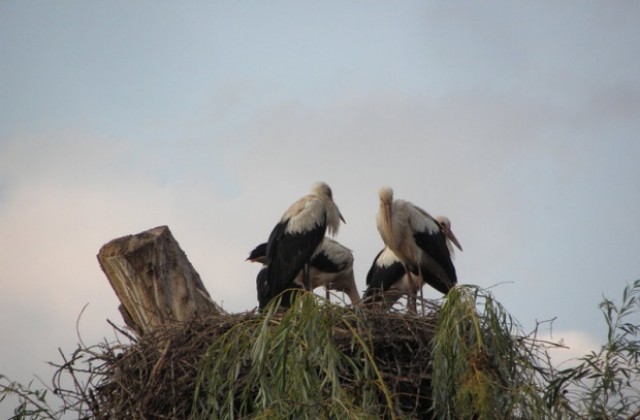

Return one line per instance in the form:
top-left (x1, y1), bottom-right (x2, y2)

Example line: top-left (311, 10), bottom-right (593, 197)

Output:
top-left (430, 286), bottom-right (551, 419)
top-left (191, 292), bottom-right (394, 419)
top-left (191, 287), bottom-right (555, 419)
top-left (3, 282), bottom-right (640, 419)
top-left (546, 279), bottom-right (640, 419)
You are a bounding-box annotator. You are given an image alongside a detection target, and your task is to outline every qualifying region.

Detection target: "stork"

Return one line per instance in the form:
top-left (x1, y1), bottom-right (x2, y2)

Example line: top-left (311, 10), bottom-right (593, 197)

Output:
top-left (364, 216), bottom-right (462, 310)
top-left (248, 243), bottom-right (303, 309)
top-left (376, 187), bottom-right (462, 312)
top-left (306, 237), bottom-right (359, 304)
top-left (363, 247), bottom-right (413, 309)
top-left (258, 182), bottom-right (345, 309)
top-left (248, 237), bottom-right (360, 305)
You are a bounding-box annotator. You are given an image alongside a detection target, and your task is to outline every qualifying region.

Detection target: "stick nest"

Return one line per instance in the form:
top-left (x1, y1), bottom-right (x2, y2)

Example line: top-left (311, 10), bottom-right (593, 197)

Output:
top-left (56, 296), bottom-right (442, 419)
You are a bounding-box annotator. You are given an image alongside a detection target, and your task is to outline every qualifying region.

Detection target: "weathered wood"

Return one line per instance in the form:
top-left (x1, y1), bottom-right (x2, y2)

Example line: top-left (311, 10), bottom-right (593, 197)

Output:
top-left (97, 225), bottom-right (223, 335)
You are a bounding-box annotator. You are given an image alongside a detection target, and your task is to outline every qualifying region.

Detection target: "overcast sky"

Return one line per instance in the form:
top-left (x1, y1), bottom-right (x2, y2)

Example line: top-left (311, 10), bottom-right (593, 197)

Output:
top-left (1, 1), bottom-right (639, 415)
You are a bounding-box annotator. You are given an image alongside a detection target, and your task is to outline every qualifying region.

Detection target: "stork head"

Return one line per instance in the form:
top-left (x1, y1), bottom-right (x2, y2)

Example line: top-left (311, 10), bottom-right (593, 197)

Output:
top-left (378, 186), bottom-right (393, 205)
top-left (378, 186), bottom-right (394, 230)
top-left (313, 181), bottom-right (346, 227)
top-left (247, 242), bottom-right (268, 264)
top-left (312, 181), bottom-right (333, 199)
top-left (436, 216), bottom-right (463, 251)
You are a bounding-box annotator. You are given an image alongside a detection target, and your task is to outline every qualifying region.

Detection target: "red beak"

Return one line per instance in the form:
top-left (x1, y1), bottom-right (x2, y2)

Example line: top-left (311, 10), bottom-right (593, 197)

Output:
top-left (443, 226), bottom-right (463, 251)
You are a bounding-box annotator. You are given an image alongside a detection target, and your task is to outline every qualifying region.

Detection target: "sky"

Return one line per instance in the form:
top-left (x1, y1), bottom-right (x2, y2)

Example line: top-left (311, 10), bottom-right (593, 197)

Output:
top-left (1, 1), bottom-right (640, 415)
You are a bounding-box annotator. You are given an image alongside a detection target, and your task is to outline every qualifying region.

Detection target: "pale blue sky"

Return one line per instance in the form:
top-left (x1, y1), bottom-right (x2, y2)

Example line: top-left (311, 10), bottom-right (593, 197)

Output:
top-left (1, 1), bottom-right (640, 415)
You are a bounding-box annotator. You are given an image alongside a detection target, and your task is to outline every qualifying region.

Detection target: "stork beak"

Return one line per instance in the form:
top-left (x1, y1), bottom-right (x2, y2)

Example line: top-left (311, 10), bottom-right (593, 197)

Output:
top-left (385, 202), bottom-right (392, 228)
top-left (443, 226), bottom-right (463, 251)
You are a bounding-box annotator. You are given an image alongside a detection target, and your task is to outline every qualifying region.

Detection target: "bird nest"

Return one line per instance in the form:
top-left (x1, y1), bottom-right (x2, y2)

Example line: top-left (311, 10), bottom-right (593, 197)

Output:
top-left (53, 294), bottom-right (443, 419)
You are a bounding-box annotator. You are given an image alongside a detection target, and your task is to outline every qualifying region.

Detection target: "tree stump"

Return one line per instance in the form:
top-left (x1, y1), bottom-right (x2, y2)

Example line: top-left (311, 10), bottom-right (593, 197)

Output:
top-left (97, 225), bottom-right (223, 336)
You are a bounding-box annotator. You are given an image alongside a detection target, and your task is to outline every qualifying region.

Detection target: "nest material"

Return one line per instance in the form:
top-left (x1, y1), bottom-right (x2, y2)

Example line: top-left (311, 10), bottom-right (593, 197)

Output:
top-left (66, 299), bottom-right (442, 419)
top-left (90, 312), bottom-right (253, 419)
top-left (366, 307), bottom-right (439, 415)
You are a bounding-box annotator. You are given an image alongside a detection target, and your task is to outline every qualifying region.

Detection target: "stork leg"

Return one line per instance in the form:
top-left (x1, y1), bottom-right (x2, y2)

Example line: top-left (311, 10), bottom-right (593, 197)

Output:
top-left (303, 264), bottom-right (312, 291)
top-left (405, 266), bottom-right (417, 314)
top-left (418, 267), bottom-right (425, 316)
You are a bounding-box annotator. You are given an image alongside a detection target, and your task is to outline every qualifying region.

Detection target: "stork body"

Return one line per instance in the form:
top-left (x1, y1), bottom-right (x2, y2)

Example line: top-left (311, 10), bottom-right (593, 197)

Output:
top-left (249, 237), bottom-right (359, 305)
top-left (376, 187), bottom-right (462, 311)
top-left (250, 244), bottom-right (302, 309)
top-left (365, 215), bottom-right (461, 309)
top-left (258, 182), bottom-right (344, 309)
top-left (363, 247), bottom-right (415, 308)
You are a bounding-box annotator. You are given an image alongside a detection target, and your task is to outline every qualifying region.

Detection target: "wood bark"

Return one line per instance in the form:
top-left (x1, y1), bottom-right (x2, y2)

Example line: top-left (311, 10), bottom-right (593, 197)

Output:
top-left (97, 225), bottom-right (223, 336)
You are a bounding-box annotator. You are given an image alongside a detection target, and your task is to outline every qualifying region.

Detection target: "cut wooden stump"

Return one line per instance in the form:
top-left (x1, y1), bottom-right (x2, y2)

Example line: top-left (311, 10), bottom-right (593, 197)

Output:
top-left (97, 225), bottom-right (223, 336)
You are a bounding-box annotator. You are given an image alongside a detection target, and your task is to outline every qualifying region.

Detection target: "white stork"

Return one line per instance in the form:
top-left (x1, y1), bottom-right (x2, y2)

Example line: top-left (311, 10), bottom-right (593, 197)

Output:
top-left (376, 187), bottom-right (462, 311)
top-left (258, 182), bottom-right (345, 309)
top-left (363, 247), bottom-right (414, 309)
top-left (247, 243), bottom-right (297, 309)
top-left (248, 237), bottom-right (360, 305)
top-left (364, 216), bottom-right (462, 310)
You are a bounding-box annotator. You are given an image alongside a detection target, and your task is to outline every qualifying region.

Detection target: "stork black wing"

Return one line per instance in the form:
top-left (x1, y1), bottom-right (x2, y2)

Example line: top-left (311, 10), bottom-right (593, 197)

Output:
top-left (256, 267), bottom-right (270, 309)
top-left (310, 249), bottom-right (347, 273)
top-left (365, 249), bottom-right (385, 287)
top-left (265, 216), bottom-right (326, 304)
top-left (413, 229), bottom-right (457, 294)
top-left (257, 266), bottom-right (304, 309)
top-left (363, 249), bottom-right (408, 299)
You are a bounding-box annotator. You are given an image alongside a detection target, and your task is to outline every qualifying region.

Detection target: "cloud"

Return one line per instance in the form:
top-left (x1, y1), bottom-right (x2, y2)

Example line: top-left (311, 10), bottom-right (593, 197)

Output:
top-left (1, 85), bottom-right (638, 418)
top-left (2, 3), bottom-right (639, 418)
top-left (542, 329), bottom-right (602, 368)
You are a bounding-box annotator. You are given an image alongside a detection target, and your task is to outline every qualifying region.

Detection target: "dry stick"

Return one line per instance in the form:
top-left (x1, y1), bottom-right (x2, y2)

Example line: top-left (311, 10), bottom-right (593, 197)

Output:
top-left (626, 407), bottom-right (640, 420)
top-left (75, 303), bottom-right (90, 349)
top-left (107, 319), bottom-right (137, 342)
top-left (151, 339), bottom-right (172, 379)
top-left (339, 318), bottom-right (398, 420)
top-left (57, 348), bottom-right (88, 410)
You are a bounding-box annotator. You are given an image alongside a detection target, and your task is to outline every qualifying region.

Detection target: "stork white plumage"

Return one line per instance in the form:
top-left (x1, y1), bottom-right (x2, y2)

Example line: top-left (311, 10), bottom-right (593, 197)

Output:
top-left (248, 237), bottom-right (360, 305)
top-left (376, 187), bottom-right (462, 312)
top-left (258, 182), bottom-right (345, 309)
top-left (363, 247), bottom-right (413, 308)
top-left (364, 216), bottom-right (462, 310)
